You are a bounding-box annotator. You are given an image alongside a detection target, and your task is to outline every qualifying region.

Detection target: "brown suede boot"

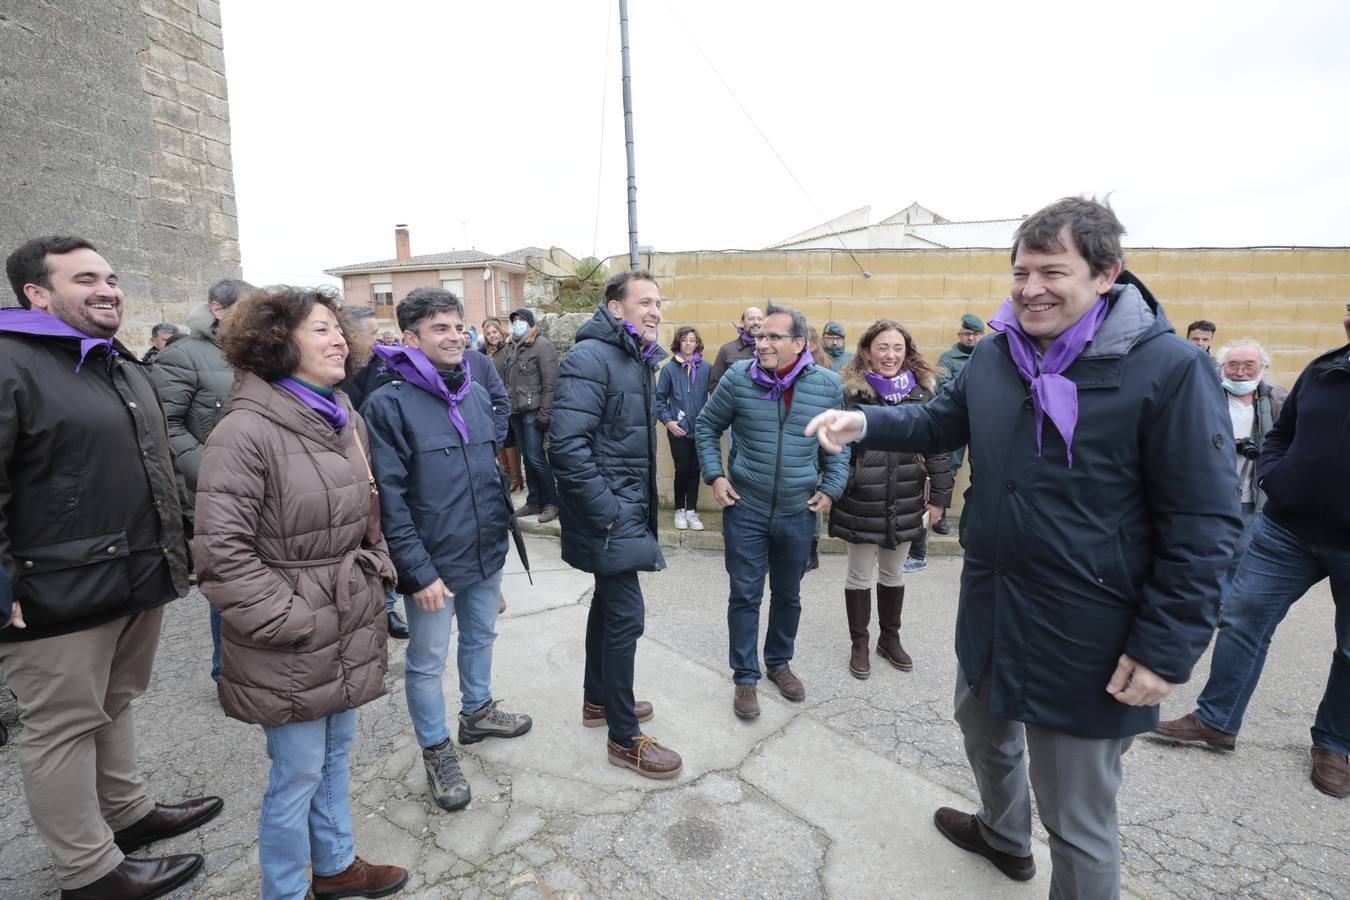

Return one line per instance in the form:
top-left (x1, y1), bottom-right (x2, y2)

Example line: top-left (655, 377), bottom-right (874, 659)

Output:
top-left (502, 445), bottom-right (524, 492)
top-left (844, 588), bottom-right (871, 679)
top-left (311, 856), bottom-right (408, 899)
top-left (876, 584), bottom-right (912, 671)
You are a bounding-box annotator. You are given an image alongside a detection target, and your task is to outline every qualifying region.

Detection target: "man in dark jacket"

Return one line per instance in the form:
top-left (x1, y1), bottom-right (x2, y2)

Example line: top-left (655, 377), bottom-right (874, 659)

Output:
top-left (697, 304), bottom-right (849, 719)
top-left (363, 287), bottom-right (531, 814)
top-left (0, 236), bottom-right (220, 899)
top-left (549, 270), bottom-right (682, 779)
top-left (497, 307), bottom-right (560, 522)
top-left (152, 276), bottom-right (251, 679)
top-left (807, 199), bottom-right (1241, 896)
top-left (1153, 304), bottom-right (1350, 799)
top-left (708, 305), bottom-right (763, 393)
top-left (821, 320), bottom-right (854, 370)
top-left (140, 322), bottom-right (179, 363)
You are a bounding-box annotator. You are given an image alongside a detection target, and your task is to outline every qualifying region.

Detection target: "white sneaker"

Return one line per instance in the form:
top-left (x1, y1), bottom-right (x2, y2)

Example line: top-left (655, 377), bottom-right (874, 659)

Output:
top-left (674, 509), bottom-right (688, 530)
top-left (686, 510), bottom-right (705, 531)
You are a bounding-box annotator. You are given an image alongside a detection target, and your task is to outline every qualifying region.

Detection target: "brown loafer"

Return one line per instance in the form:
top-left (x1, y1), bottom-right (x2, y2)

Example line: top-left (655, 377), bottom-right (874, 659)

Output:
top-left (113, 797), bottom-right (224, 853)
top-left (733, 683), bottom-right (760, 720)
top-left (607, 734), bottom-right (682, 779)
top-left (537, 505), bottom-right (559, 524)
top-left (1311, 746), bottom-right (1350, 798)
top-left (582, 699), bottom-right (653, 728)
top-left (312, 856), bottom-right (408, 899)
top-left (932, 807), bottom-right (1036, 882)
top-left (61, 853), bottom-right (203, 899)
top-left (766, 665), bottom-right (806, 702)
top-left (1150, 712), bottom-right (1237, 751)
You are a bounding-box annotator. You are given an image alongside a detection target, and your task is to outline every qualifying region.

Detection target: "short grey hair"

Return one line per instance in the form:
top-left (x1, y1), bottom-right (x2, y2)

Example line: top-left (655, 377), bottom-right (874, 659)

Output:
top-left (1215, 339), bottom-right (1270, 369)
top-left (209, 277), bottom-right (253, 310)
top-left (764, 303), bottom-right (808, 340)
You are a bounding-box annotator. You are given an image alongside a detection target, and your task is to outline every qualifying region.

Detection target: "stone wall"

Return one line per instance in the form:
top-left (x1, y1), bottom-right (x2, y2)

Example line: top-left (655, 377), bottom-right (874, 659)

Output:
top-left (0, 0), bottom-right (241, 352)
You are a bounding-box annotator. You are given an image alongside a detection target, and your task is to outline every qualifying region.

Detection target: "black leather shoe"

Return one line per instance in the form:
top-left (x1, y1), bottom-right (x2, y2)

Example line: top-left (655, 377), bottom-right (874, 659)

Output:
top-left (933, 515), bottom-right (951, 535)
top-left (113, 797), bottom-right (223, 853)
top-left (61, 853), bottom-right (203, 899)
top-left (386, 609), bottom-right (410, 640)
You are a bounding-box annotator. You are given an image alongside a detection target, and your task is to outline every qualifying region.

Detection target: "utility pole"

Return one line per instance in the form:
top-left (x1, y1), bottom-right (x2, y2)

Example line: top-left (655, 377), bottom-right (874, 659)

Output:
top-left (619, 0), bottom-right (639, 270)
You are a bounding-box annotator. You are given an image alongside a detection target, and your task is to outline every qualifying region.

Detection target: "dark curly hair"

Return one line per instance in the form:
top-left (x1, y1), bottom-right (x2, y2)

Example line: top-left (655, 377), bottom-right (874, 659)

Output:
top-left (841, 318), bottom-right (937, 391)
top-left (669, 325), bottom-right (704, 356)
top-left (221, 285), bottom-right (365, 382)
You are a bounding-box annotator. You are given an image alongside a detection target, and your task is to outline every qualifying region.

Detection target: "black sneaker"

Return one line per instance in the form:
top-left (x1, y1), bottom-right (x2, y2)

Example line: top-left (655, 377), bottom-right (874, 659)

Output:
top-left (422, 739), bottom-right (471, 811)
top-left (458, 699), bottom-right (532, 745)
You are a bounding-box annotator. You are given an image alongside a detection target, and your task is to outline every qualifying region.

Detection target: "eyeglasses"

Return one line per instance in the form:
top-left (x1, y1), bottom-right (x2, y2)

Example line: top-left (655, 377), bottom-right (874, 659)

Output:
top-left (958, 330), bottom-right (981, 338)
top-left (755, 332), bottom-right (792, 343)
top-left (1222, 362), bottom-right (1263, 375)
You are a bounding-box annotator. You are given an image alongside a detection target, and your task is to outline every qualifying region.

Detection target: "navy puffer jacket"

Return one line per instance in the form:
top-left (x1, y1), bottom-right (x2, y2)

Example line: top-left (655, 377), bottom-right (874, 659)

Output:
top-left (549, 306), bottom-right (667, 575)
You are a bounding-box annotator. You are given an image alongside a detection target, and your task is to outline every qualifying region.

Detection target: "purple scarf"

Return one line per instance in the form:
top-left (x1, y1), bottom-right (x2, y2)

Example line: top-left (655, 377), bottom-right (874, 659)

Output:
top-left (621, 320), bottom-right (660, 360)
top-left (738, 328), bottom-right (756, 348)
top-left (276, 377), bottom-right (349, 432)
top-left (749, 347), bottom-right (815, 400)
top-left (674, 352), bottom-right (702, 385)
top-left (0, 307), bottom-right (119, 372)
top-left (372, 344), bottom-right (472, 443)
top-left (864, 369), bottom-right (916, 405)
top-left (989, 296), bottom-right (1110, 467)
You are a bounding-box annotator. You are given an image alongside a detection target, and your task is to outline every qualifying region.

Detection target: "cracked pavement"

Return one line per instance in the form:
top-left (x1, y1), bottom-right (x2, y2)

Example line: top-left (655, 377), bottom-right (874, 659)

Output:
top-left (1, 537), bottom-right (1343, 898)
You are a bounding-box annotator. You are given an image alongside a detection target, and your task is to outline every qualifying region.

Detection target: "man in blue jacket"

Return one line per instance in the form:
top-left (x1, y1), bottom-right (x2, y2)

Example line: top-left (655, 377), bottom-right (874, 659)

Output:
top-left (807, 198), bottom-right (1241, 897)
top-left (549, 270), bottom-right (682, 780)
top-left (362, 288), bottom-right (531, 814)
top-left (696, 304), bottom-right (849, 720)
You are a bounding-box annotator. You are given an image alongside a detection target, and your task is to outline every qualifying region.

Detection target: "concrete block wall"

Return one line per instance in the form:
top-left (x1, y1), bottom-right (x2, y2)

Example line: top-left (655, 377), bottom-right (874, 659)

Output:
top-left (0, 0), bottom-right (241, 353)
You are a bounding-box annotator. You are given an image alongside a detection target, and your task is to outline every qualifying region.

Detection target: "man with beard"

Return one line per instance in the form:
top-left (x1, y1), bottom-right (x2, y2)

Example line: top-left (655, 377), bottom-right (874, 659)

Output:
top-left (709, 305), bottom-right (764, 393)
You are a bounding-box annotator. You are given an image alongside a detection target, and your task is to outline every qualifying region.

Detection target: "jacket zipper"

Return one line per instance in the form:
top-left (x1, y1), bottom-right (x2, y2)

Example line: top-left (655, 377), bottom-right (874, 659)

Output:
top-left (768, 396), bottom-right (785, 517)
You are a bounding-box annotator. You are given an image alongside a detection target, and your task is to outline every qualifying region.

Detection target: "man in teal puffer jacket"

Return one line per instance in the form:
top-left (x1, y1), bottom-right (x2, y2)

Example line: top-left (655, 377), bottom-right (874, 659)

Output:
top-left (696, 304), bottom-right (849, 719)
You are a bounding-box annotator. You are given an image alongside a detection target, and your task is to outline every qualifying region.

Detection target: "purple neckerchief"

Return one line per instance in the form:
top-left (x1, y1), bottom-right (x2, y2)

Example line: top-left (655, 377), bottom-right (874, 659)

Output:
top-left (275, 377), bottom-right (349, 432)
top-left (0, 307), bottom-right (119, 372)
top-left (989, 295), bottom-right (1110, 467)
top-left (674, 352), bottom-right (703, 385)
top-left (372, 344), bottom-right (472, 443)
top-left (749, 347), bottom-right (815, 400)
top-left (864, 369), bottom-right (916, 405)
top-left (737, 328), bottom-right (756, 348)
top-left (621, 320), bottom-right (660, 360)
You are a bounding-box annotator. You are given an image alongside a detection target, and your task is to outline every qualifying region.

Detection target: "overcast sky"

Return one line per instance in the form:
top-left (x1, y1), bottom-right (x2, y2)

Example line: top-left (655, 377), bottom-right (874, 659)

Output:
top-left (221, 0), bottom-right (1350, 287)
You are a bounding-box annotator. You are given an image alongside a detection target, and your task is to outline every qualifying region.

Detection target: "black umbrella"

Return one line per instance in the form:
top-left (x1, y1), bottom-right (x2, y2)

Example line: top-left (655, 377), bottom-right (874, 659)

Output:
top-left (502, 477), bottom-right (533, 585)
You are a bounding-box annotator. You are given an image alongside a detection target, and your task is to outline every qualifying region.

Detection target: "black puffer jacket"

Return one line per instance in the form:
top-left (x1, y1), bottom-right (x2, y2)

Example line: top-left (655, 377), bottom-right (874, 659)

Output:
top-left (829, 374), bottom-right (954, 549)
top-left (549, 305), bottom-right (667, 575)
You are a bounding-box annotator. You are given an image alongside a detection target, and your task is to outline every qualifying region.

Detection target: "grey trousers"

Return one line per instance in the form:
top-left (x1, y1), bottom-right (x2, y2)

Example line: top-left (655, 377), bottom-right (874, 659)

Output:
top-left (954, 673), bottom-right (1132, 900)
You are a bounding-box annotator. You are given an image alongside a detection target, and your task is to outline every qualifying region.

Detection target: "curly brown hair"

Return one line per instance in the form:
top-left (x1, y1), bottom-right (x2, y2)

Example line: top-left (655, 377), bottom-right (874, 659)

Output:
top-left (668, 325), bottom-right (704, 356)
top-left (841, 319), bottom-right (936, 391)
top-left (221, 285), bottom-right (365, 382)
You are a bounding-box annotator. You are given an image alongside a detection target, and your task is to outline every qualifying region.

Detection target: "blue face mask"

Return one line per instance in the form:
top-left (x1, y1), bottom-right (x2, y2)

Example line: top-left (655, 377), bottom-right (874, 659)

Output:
top-left (1222, 378), bottom-right (1259, 396)
top-left (511, 320), bottom-right (529, 338)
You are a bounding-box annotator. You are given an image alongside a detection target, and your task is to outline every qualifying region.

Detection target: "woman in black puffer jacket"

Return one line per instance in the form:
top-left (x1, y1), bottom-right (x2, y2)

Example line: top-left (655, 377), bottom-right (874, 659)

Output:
top-left (828, 319), bottom-right (953, 679)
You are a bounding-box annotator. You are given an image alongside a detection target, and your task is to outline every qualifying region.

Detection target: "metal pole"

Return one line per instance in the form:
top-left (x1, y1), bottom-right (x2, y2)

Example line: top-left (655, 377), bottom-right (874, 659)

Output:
top-left (619, 0), bottom-right (639, 270)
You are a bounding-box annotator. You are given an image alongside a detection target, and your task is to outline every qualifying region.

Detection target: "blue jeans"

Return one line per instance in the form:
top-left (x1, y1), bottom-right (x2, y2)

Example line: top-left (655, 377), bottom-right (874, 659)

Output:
top-left (722, 505), bottom-right (815, 683)
top-left (584, 571), bottom-right (646, 744)
top-left (1220, 501), bottom-right (1259, 595)
top-left (209, 606), bottom-right (222, 683)
top-left (404, 568), bottom-right (503, 748)
top-left (510, 412), bottom-right (558, 508)
top-left (1195, 514), bottom-right (1350, 755)
top-left (259, 710), bottom-right (356, 900)
top-left (384, 591), bottom-right (397, 616)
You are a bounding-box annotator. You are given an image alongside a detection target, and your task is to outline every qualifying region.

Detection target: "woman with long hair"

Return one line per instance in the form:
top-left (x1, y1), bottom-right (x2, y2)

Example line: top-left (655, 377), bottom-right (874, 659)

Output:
top-left (655, 325), bottom-right (712, 530)
top-left (828, 319), bottom-right (953, 678)
top-left (482, 316), bottom-right (524, 491)
top-left (193, 286), bottom-right (408, 900)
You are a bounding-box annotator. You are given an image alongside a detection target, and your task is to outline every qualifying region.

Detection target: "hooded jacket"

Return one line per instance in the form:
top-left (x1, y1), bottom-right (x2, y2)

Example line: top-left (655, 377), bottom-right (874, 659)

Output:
top-left (495, 327), bottom-right (558, 421)
top-left (193, 371), bottom-right (396, 726)
top-left (549, 305), bottom-right (667, 575)
top-left (858, 280), bottom-right (1242, 738)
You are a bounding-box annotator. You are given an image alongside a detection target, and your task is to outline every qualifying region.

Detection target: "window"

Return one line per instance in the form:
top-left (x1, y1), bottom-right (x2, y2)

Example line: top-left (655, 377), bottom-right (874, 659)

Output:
top-left (372, 282), bottom-right (393, 316)
top-left (500, 275), bottom-right (510, 309)
top-left (441, 275), bottom-right (464, 301)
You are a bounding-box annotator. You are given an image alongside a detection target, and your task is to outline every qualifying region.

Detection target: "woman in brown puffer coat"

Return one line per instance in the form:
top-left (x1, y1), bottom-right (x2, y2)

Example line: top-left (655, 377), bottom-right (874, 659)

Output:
top-left (193, 286), bottom-right (408, 900)
top-left (828, 319), bottom-right (954, 680)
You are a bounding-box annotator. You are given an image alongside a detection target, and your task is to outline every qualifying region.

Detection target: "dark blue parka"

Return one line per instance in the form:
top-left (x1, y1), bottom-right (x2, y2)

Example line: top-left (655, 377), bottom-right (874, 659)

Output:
top-left (860, 280), bottom-right (1242, 738)
top-left (654, 357), bottom-right (712, 431)
top-left (362, 368), bottom-right (510, 593)
top-left (549, 306), bottom-right (667, 576)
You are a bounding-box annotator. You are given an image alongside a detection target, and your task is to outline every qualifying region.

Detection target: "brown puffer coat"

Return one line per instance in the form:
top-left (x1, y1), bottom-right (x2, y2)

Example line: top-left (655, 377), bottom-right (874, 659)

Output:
top-left (193, 370), bottom-right (396, 726)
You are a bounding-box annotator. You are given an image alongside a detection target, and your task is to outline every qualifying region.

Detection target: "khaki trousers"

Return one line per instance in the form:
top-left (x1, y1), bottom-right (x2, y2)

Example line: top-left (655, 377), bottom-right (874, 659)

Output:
top-left (0, 607), bottom-right (163, 889)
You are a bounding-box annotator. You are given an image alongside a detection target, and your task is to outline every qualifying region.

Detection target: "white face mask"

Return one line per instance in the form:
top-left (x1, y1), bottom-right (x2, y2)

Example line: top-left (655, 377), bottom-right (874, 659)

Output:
top-left (511, 320), bottom-right (529, 338)
top-left (1222, 378), bottom-right (1259, 396)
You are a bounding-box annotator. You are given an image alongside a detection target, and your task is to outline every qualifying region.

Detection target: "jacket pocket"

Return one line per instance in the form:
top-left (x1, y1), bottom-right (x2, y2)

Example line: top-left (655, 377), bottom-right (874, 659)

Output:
top-left (11, 529), bottom-right (133, 626)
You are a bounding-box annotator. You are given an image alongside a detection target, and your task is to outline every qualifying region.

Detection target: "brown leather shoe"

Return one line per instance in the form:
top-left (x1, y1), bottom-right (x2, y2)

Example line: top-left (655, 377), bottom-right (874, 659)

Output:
top-left (766, 665), bottom-right (806, 702)
top-left (514, 503), bottom-right (543, 518)
top-left (607, 734), bottom-right (682, 779)
top-left (932, 807), bottom-right (1036, 882)
top-left (112, 797), bottom-right (224, 853)
top-left (1150, 712), bottom-right (1237, 751)
top-left (582, 699), bottom-right (654, 728)
top-left (311, 856), bottom-right (409, 899)
top-left (537, 505), bottom-right (559, 524)
top-left (733, 683), bottom-right (760, 719)
top-left (61, 853), bottom-right (203, 899)
top-left (1311, 746), bottom-right (1350, 798)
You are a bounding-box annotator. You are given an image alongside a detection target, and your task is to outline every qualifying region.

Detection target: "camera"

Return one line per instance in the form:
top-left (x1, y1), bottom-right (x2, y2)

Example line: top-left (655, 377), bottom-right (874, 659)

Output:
top-left (1235, 437), bottom-right (1259, 461)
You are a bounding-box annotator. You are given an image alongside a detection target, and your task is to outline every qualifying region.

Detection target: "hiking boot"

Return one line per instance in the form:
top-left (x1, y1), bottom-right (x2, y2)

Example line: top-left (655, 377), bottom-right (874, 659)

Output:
top-left (1150, 712), bottom-right (1236, 751)
top-left (582, 699), bottom-right (654, 728)
top-left (766, 665), bottom-right (806, 702)
top-left (311, 856), bottom-right (409, 899)
top-left (514, 503), bottom-right (543, 518)
top-left (422, 739), bottom-right (471, 811)
top-left (538, 505), bottom-right (559, 524)
top-left (903, 557), bottom-right (927, 574)
top-left (876, 584), bottom-right (912, 671)
top-left (933, 807), bottom-right (1036, 881)
top-left (674, 509), bottom-right (688, 530)
top-left (1311, 746), bottom-right (1350, 798)
top-left (458, 699), bottom-right (532, 745)
top-left (733, 683), bottom-right (760, 719)
top-left (844, 588), bottom-right (871, 679)
top-left (607, 734), bottom-right (682, 779)
top-left (686, 510), bottom-right (705, 531)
